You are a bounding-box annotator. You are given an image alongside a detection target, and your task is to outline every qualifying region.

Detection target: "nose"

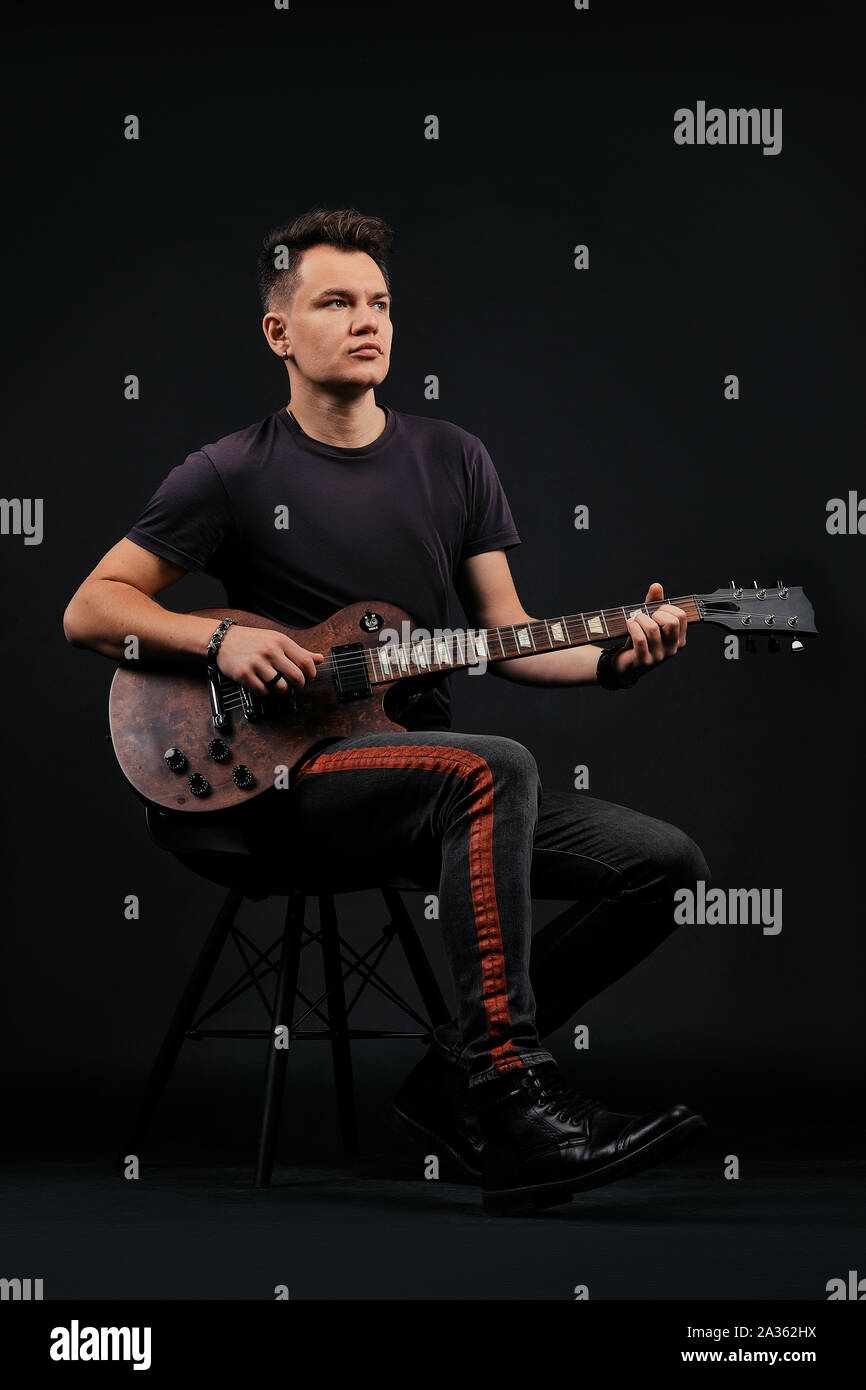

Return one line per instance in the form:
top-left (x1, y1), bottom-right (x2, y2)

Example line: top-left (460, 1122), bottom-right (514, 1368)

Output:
top-left (352, 306), bottom-right (381, 335)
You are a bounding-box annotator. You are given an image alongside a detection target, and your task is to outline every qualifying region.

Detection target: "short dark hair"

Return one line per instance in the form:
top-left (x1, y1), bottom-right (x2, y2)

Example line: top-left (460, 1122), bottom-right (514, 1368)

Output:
top-left (257, 207), bottom-right (394, 314)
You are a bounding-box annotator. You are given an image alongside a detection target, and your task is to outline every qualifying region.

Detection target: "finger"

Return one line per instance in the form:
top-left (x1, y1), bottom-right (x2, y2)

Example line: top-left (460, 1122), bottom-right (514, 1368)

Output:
top-left (626, 617), bottom-right (652, 666)
top-left (253, 656), bottom-right (305, 693)
top-left (631, 611), bottom-right (664, 663)
top-left (665, 603), bottom-right (688, 646)
top-left (653, 607), bottom-right (681, 655)
top-left (644, 581), bottom-right (665, 604)
top-left (280, 640), bottom-right (322, 682)
top-left (667, 604), bottom-right (688, 646)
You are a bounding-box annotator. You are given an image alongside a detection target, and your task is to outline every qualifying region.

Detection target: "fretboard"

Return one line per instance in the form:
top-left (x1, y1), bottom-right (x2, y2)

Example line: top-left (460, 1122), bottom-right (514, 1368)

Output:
top-left (364, 595), bottom-right (701, 685)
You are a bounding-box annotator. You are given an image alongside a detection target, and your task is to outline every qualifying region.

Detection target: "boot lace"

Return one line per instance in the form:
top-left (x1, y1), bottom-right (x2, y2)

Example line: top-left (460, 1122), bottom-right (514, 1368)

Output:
top-left (523, 1066), bottom-right (601, 1125)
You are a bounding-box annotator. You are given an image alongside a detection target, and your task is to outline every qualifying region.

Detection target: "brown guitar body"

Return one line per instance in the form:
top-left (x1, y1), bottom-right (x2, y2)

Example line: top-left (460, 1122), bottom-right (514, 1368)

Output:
top-left (109, 601), bottom-right (425, 813)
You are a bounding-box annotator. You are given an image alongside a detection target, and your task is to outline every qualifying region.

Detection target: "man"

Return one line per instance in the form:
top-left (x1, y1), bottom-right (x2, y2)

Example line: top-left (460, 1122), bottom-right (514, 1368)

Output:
top-left (64, 206), bottom-right (711, 1217)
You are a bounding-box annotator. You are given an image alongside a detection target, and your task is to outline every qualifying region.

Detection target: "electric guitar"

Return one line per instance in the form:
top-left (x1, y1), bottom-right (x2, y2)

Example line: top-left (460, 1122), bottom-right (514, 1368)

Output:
top-left (108, 581), bottom-right (817, 813)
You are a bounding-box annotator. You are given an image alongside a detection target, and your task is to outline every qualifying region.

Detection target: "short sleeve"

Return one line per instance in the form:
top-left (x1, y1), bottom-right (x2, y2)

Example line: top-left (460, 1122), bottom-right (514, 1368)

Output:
top-left (124, 450), bottom-right (234, 574)
top-left (460, 437), bottom-right (521, 561)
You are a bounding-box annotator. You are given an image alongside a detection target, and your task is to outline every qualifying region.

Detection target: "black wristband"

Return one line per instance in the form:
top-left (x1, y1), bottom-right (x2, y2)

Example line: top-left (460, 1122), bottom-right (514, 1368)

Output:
top-left (595, 641), bottom-right (640, 691)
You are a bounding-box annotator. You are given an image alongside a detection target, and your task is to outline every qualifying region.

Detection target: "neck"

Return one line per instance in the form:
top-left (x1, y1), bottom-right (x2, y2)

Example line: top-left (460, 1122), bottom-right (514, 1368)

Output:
top-left (362, 596), bottom-right (703, 686)
top-left (285, 386), bottom-right (386, 448)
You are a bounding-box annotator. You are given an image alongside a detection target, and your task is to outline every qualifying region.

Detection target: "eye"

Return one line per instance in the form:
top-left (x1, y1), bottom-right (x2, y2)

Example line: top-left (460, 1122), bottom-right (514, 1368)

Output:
top-left (324, 298), bottom-right (346, 307)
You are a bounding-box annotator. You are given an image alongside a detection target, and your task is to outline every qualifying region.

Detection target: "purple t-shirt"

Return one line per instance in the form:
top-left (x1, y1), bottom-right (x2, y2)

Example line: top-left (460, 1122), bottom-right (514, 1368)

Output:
top-left (125, 403), bottom-right (521, 731)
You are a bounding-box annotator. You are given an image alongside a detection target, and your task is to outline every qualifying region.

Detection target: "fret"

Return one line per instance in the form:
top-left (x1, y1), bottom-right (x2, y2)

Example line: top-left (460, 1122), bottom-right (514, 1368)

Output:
top-left (364, 598), bottom-right (699, 685)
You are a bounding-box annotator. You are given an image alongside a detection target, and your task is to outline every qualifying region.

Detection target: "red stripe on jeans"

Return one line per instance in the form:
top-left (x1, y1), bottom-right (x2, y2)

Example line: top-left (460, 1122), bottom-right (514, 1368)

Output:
top-left (294, 744), bottom-right (524, 1076)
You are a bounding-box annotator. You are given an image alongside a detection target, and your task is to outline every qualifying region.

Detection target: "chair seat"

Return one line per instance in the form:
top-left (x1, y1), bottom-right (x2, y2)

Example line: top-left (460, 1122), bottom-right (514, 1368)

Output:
top-left (145, 803), bottom-right (435, 896)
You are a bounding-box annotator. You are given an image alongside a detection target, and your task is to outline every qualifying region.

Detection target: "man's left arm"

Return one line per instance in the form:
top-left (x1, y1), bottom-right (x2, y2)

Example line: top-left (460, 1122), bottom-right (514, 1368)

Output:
top-left (453, 551), bottom-right (688, 687)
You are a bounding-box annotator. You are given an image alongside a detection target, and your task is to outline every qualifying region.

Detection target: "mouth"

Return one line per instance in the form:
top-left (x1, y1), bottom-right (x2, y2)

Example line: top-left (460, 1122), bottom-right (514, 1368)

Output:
top-left (349, 345), bottom-right (382, 357)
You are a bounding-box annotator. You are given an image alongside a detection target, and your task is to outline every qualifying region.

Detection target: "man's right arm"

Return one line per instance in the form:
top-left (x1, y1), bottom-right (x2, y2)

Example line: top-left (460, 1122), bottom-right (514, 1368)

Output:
top-left (63, 538), bottom-right (217, 663)
top-left (62, 538), bottom-right (323, 693)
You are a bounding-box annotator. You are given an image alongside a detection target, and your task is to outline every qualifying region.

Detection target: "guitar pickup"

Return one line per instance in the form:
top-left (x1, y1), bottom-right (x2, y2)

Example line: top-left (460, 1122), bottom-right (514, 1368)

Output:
top-left (239, 685), bottom-right (262, 721)
top-left (332, 642), bottom-right (372, 701)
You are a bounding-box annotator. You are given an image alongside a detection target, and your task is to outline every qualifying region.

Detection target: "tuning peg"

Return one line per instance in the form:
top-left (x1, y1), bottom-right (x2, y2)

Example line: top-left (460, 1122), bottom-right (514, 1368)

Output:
top-left (753, 579), bottom-right (766, 599)
top-left (730, 578), bottom-right (743, 597)
top-left (744, 636), bottom-right (757, 654)
top-left (776, 578), bottom-right (788, 597)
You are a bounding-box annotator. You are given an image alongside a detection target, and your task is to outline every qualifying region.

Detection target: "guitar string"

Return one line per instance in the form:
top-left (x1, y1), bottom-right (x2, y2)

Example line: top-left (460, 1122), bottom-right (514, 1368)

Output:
top-left (216, 596), bottom-right (705, 703)
top-left (228, 597), bottom-right (703, 698)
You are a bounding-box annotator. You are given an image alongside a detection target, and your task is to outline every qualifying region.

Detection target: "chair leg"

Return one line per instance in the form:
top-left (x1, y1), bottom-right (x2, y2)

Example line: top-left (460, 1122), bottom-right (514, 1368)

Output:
top-left (318, 893), bottom-right (359, 1157)
top-left (124, 886), bottom-right (244, 1157)
top-left (382, 888), bottom-right (451, 1027)
top-left (255, 891), bottom-right (305, 1188)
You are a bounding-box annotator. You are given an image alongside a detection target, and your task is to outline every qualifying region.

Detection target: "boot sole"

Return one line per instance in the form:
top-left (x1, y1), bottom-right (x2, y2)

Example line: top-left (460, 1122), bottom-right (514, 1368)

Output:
top-left (391, 1104), bottom-right (484, 1180)
top-left (482, 1113), bottom-right (707, 1216)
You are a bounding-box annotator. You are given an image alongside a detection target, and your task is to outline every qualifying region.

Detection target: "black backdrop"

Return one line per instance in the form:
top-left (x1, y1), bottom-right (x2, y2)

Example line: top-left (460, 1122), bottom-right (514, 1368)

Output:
top-left (1, 1), bottom-right (862, 1189)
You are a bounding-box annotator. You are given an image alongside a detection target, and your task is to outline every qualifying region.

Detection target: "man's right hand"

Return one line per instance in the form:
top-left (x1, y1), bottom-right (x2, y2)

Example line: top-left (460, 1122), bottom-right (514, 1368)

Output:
top-left (215, 624), bottom-right (325, 695)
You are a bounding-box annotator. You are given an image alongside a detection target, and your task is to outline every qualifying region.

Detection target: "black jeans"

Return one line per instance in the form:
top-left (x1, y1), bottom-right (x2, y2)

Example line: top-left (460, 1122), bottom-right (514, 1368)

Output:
top-left (255, 730), bottom-right (711, 1088)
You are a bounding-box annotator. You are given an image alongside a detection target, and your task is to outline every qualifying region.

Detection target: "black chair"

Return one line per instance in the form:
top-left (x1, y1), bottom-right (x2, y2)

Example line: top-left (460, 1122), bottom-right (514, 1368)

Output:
top-left (125, 802), bottom-right (451, 1187)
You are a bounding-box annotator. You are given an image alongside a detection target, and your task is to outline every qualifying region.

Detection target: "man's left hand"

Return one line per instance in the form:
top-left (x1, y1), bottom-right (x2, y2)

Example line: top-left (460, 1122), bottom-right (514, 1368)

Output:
top-left (613, 581), bottom-right (688, 681)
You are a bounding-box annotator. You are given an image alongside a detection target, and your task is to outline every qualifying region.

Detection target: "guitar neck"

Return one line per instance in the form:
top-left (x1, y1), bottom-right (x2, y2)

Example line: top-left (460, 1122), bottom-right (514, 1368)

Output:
top-left (366, 595), bottom-right (702, 686)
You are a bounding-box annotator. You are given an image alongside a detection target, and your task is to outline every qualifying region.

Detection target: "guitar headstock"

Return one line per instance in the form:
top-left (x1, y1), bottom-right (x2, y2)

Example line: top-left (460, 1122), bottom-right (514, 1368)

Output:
top-left (695, 580), bottom-right (817, 650)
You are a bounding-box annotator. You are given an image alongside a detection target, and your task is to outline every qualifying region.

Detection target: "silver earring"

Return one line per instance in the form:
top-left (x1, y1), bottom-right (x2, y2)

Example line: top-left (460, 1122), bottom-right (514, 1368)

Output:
top-left (282, 349), bottom-right (289, 358)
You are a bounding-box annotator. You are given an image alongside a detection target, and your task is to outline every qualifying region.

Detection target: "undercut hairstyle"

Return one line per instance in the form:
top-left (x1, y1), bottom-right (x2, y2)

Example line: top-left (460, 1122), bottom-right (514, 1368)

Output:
top-left (257, 207), bottom-right (394, 314)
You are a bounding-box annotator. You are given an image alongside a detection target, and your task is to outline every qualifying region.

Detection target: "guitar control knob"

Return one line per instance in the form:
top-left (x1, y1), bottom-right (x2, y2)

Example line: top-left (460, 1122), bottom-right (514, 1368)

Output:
top-left (188, 772), bottom-right (211, 797)
top-left (164, 748), bottom-right (187, 773)
top-left (208, 738), bottom-right (231, 762)
top-left (231, 764), bottom-right (255, 790)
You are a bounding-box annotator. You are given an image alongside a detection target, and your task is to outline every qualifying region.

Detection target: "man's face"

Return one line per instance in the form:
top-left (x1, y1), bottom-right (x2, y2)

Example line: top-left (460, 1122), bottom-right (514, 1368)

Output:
top-left (277, 244), bottom-right (393, 391)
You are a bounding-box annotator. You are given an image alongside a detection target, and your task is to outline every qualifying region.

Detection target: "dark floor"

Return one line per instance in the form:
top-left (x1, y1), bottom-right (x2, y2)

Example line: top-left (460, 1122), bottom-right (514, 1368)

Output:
top-left (3, 1062), bottom-right (863, 1300)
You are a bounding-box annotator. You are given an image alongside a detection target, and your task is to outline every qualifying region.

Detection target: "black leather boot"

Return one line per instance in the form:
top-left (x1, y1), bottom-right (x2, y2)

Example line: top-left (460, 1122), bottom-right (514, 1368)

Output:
top-left (473, 1059), bottom-right (706, 1215)
top-left (392, 1046), bottom-right (485, 1178)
